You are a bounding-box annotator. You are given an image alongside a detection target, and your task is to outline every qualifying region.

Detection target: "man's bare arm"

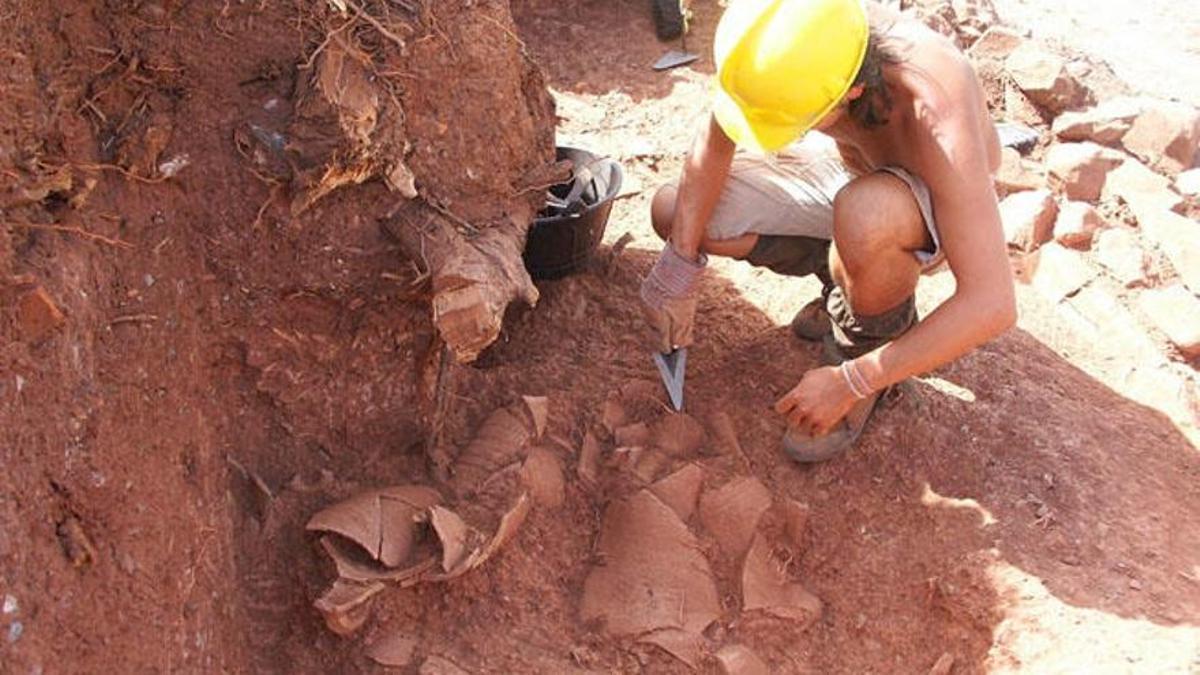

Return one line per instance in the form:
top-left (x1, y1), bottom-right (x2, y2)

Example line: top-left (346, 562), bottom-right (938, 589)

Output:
top-left (854, 93), bottom-right (1017, 390)
top-left (670, 114), bottom-right (737, 260)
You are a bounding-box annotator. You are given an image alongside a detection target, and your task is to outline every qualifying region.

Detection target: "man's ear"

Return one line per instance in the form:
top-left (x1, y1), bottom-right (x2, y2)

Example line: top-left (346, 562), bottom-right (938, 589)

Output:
top-left (844, 84), bottom-right (866, 102)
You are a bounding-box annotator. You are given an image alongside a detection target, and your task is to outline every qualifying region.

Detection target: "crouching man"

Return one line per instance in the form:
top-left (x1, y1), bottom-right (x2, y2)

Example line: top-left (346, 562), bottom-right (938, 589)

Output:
top-left (641, 0), bottom-right (1016, 461)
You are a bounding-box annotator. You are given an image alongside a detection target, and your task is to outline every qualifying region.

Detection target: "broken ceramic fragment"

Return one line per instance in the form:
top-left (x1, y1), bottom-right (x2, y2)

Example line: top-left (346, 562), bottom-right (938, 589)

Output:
top-left (580, 489), bottom-right (719, 665)
top-left (741, 533), bottom-right (822, 627)
top-left (452, 406), bottom-right (533, 496)
top-left (520, 447), bottom-right (565, 508)
top-left (699, 477), bottom-right (773, 557)
top-left (306, 486), bottom-right (442, 567)
top-left (649, 464), bottom-right (704, 521)
top-left (366, 632), bottom-right (418, 667)
top-left (650, 412), bottom-right (706, 457)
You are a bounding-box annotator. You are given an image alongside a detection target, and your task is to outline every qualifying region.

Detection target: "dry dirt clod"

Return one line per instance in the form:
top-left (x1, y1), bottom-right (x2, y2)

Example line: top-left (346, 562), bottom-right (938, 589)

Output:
top-left (699, 477), bottom-right (773, 557)
top-left (741, 533), bottom-right (822, 627)
top-left (56, 515), bottom-right (97, 568)
top-left (18, 286), bottom-right (66, 342)
top-left (716, 643), bottom-right (771, 675)
top-left (365, 632), bottom-right (418, 667)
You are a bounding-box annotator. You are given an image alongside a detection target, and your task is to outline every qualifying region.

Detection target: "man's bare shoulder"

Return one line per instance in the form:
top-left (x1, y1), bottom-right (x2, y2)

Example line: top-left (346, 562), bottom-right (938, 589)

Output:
top-left (884, 24), bottom-right (998, 172)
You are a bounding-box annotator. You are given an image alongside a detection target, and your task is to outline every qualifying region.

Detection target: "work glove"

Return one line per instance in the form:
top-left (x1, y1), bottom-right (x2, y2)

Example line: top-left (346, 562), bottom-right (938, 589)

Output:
top-left (640, 244), bottom-right (707, 354)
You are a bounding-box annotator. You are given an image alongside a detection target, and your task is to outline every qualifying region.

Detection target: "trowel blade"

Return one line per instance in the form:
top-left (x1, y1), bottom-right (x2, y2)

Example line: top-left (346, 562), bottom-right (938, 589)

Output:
top-left (653, 50), bottom-right (699, 71)
top-left (652, 348), bottom-right (687, 412)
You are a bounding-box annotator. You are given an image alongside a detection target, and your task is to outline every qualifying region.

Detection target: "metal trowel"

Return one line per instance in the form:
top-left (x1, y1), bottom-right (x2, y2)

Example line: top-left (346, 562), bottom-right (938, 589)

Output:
top-left (652, 348), bottom-right (688, 411)
top-left (653, 10), bottom-right (698, 71)
top-left (653, 48), bottom-right (699, 71)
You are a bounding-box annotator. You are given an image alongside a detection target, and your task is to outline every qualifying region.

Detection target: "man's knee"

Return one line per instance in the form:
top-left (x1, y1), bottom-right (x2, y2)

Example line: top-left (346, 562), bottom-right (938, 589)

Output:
top-left (650, 184), bottom-right (677, 241)
top-left (832, 173), bottom-right (924, 272)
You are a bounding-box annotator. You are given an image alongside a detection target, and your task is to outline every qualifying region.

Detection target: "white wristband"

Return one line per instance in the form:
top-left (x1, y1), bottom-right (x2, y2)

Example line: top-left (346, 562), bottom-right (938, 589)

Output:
top-left (840, 361), bottom-right (869, 400)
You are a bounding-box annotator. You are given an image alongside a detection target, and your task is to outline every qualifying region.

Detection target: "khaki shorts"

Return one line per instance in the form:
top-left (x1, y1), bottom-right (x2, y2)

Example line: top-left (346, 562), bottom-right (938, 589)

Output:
top-left (697, 136), bottom-right (943, 268)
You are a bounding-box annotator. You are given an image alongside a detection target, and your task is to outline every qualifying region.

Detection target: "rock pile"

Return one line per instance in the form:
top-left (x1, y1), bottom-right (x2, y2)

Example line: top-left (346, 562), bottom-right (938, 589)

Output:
top-left (896, 0), bottom-right (1199, 424)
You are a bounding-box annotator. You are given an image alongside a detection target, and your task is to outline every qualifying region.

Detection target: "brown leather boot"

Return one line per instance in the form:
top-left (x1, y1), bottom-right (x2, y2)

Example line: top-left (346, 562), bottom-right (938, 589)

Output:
top-left (790, 298), bottom-right (833, 342)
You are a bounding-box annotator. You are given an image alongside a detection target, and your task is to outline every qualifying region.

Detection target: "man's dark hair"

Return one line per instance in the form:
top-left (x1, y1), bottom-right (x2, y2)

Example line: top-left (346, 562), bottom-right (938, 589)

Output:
top-left (847, 28), bottom-right (903, 128)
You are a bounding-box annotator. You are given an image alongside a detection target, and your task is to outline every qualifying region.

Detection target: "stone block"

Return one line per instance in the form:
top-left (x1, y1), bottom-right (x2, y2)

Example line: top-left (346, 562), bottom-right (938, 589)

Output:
top-left (1051, 97), bottom-right (1144, 146)
top-left (1135, 207), bottom-right (1200, 294)
top-left (1102, 157), bottom-right (1184, 214)
top-left (1000, 189), bottom-right (1058, 251)
top-left (1122, 99), bottom-right (1200, 176)
top-left (1030, 242), bottom-right (1095, 302)
top-left (1138, 285), bottom-right (1200, 357)
top-left (996, 146), bottom-right (1047, 194)
top-left (1093, 228), bottom-right (1148, 286)
top-left (1068, 286), bottom-right (1165, 365)
top-left (1045, 142), bottom-right (1120, 202)
top-left (969, 25), bottom-right (1026, 62)
top-left (1175, 168), bottom-right (1200, 198)
top-left (1054, 201), bottom-right (1106, 248)
top-left (1005, 42), bottom-right (1086, 115)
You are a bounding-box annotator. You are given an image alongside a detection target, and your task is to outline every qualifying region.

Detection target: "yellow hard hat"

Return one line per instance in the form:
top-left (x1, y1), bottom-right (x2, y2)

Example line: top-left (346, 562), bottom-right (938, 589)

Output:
top-left (713, 0), bottom-right (869, 152)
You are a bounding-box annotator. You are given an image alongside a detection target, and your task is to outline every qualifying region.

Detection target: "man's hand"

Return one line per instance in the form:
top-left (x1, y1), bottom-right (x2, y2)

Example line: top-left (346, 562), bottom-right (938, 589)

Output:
top-left (640, 245), bottom-right (706, 353)
top-left (774, 365), bottom-right (858, 437)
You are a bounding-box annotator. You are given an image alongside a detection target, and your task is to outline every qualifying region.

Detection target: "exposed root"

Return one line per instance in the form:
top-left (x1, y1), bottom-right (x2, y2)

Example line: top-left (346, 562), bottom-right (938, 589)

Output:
top-left (342, 0), bottom-right (408, 50)
top-left (7, 222), bottom-right (134, 249)
top-left (74, 163), bottom-right (170, 185)
top-left (252, 184), bottom-right (283, 229)
top-left (109, 313), bottom-right (159, 326)
top-left (299, 6), bottom-right (361, 71)
top-left (478, 14), bottom-right (530, 63)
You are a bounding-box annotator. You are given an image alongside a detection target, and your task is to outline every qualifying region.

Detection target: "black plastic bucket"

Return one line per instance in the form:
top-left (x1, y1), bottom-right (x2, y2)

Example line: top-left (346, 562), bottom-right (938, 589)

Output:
top-left (523, 146), bottom-right (623, 280)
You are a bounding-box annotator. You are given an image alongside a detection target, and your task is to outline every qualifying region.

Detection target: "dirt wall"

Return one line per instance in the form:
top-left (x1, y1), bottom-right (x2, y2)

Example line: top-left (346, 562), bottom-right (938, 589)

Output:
top-left (0, 0), bottom-right (554, 671)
